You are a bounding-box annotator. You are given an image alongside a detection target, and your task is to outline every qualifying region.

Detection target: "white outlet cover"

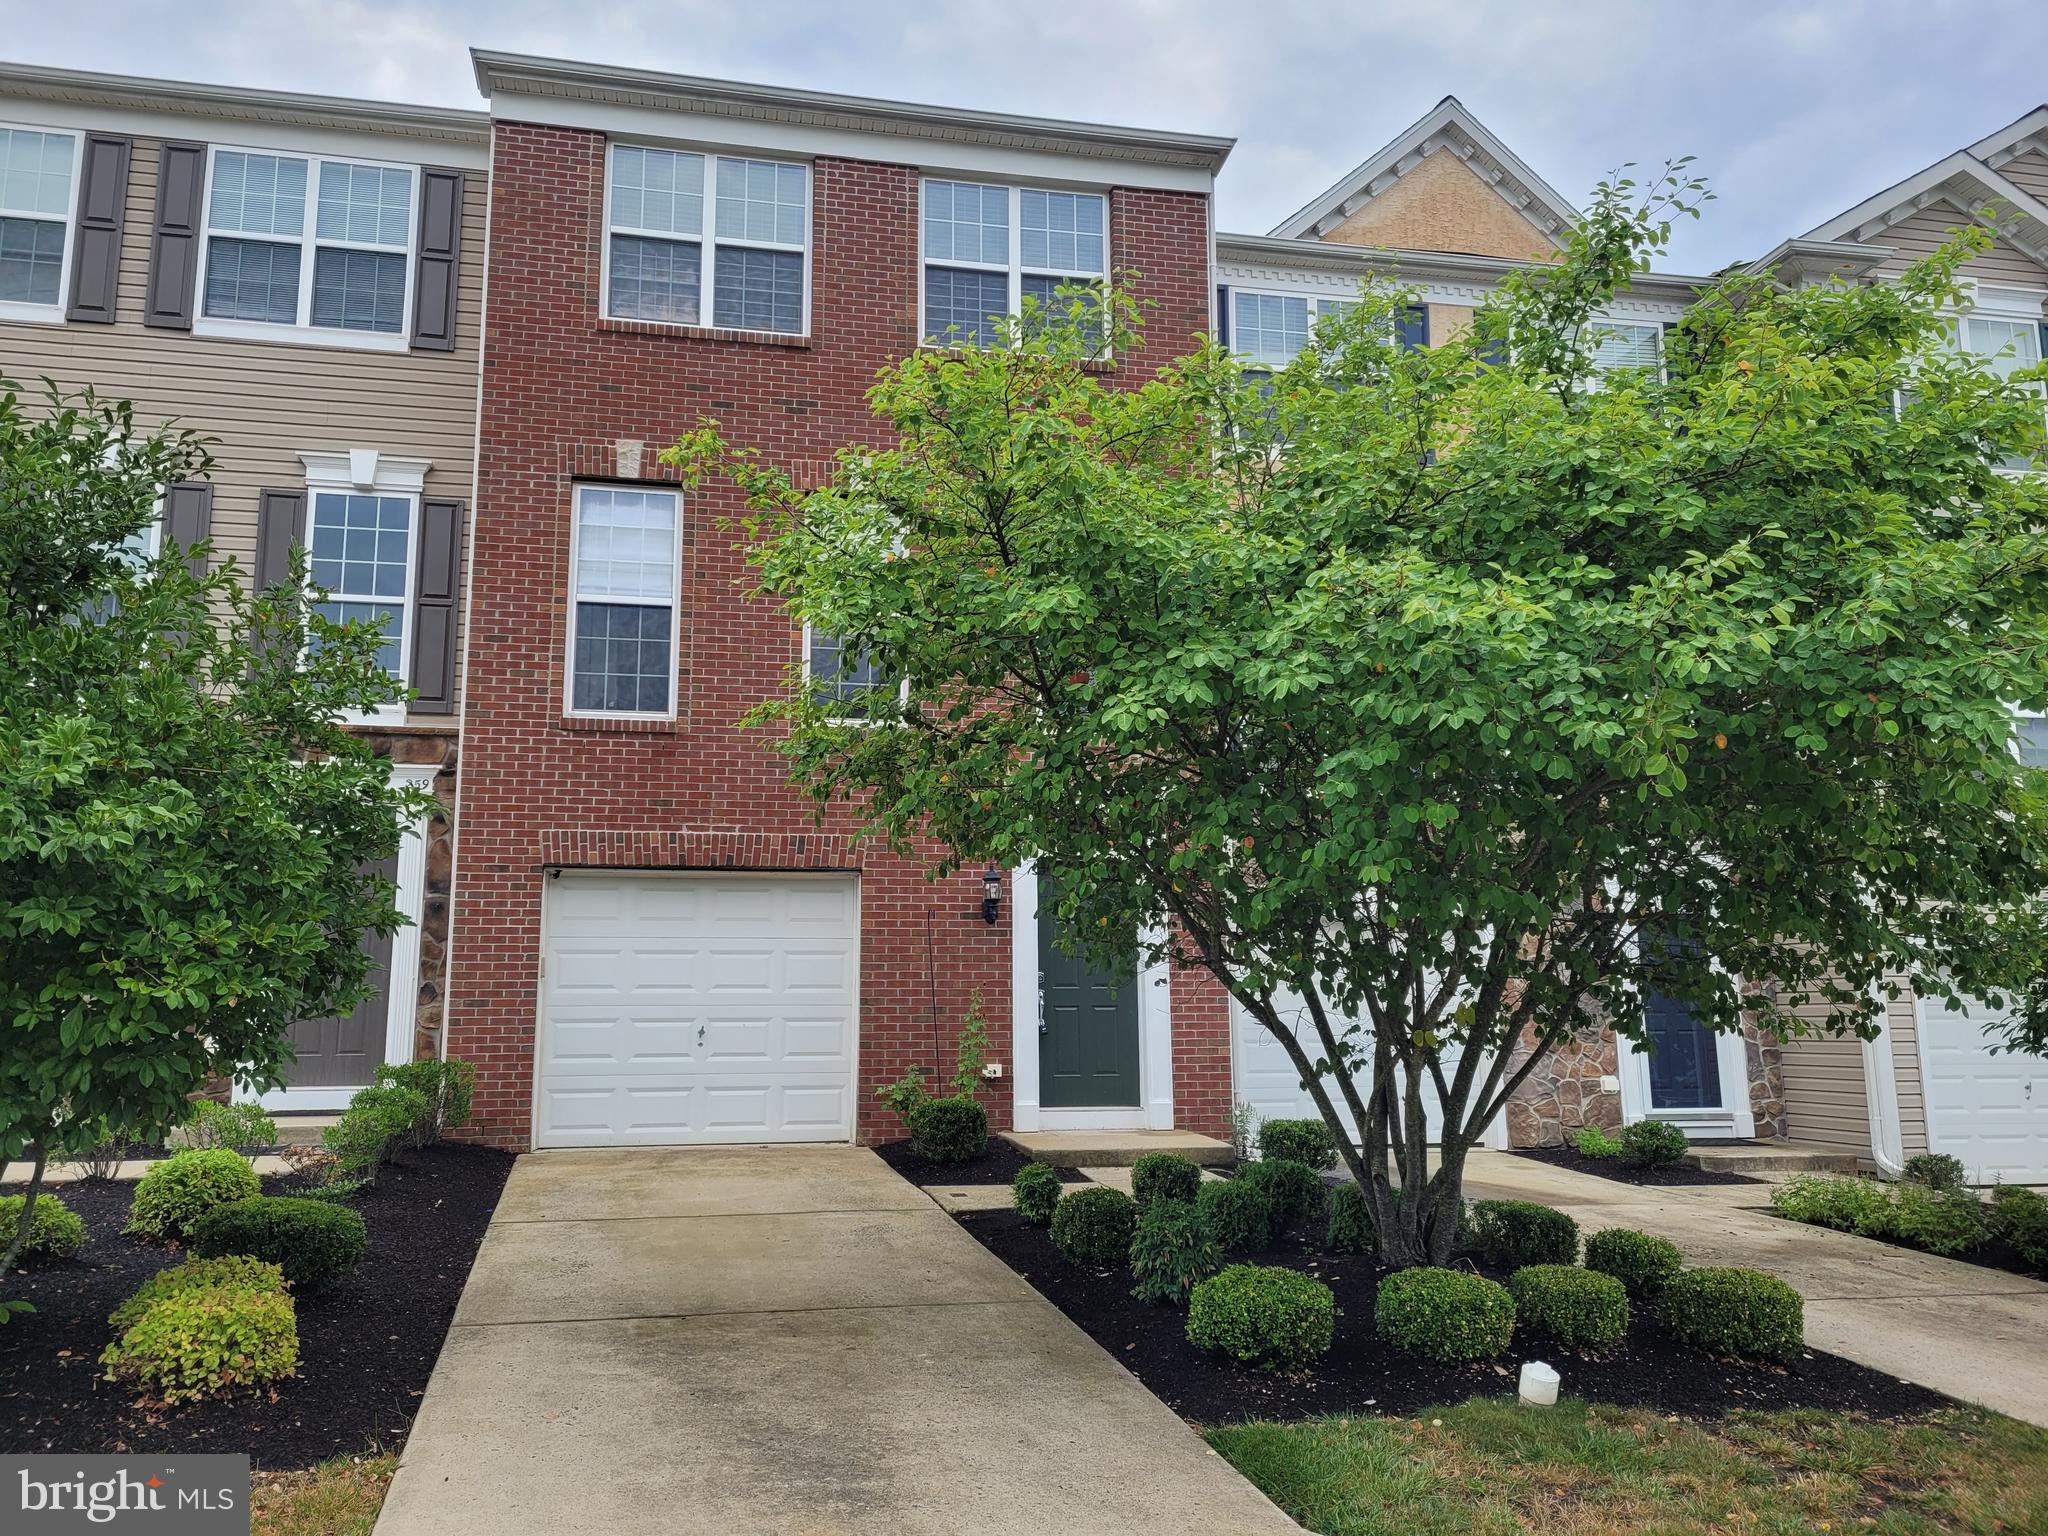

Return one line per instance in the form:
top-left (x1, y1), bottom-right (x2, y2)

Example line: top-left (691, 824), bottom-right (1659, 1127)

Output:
top-left (1598, 1074), bottom-right (1621, 1093)
top-left (982, 1062), bottom-right (1004, 1078)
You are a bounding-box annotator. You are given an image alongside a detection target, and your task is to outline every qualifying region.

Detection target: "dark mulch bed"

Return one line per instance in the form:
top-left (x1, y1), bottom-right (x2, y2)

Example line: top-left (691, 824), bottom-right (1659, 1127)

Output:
top-left (0, 1143), bottom-right (513, 1469)
top-left (872, 1136), bottom-right (1088, 1187)
top-left (956, 1208), bottom-right (1949, 1425)
top-left (1513, 1145), bottom-right (1761, 1188)
top-left (1766, 1213), bottom-right (2045, 1283)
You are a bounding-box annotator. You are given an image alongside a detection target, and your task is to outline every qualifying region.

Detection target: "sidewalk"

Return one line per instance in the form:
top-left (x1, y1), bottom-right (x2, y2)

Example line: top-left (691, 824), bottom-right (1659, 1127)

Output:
top-left (1462, 1150), bottom-right (2048, 1427)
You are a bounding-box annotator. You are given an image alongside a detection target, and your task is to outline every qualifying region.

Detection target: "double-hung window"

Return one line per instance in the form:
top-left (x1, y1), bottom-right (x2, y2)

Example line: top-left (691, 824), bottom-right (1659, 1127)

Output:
top-left (1230, 290), bottom-right (1360, 378)
top-left (200, 147), bottom-right (416, 345)
top-left (604, 144), bottom-right (809, 335)
top-left (568, 486), bottom-right (681, 717)
top-left (0, 124), bottom-right (79, 320)
top-left (804, 626), bottom-right (899, 721)
top-left (921, 179), bottom-right (1107, 347)
top-left (1953, 288), bottom-right (2045, 471)
top-left (1585, 320), bottom-right (1664, 381)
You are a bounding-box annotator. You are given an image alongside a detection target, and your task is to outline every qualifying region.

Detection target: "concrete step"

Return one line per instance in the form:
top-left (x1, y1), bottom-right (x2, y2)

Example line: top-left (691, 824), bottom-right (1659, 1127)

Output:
top-left (271, 1113), bottom-right (342, 1147)
top-left (1684, 1140), bottom-right (1859, 1176)
top-left (999, 1129), bottom-right (1234, 1168)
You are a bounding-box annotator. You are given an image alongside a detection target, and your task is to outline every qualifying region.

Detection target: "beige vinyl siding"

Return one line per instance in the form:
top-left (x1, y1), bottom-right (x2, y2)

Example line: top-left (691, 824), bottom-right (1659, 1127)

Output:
top-left (1997, 149), bottom-right (2048, 205)
top-left (1779, 1001), bottom-right (1872, 1160)
top-left (1871, 204), bottom-right (2048, 287)
top-left (0, 133), bottom-right (482, 721)
top-left (1888, 979), bottom-right (1929, 1157)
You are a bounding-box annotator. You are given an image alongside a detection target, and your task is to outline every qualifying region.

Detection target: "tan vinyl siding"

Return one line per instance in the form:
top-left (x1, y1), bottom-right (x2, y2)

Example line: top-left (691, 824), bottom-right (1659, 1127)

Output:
top-left (1871, 204), bottom-right (2048, 287)
top-left (1779, 1004), bottom-right (1872, 1159)
top-left (1997, 149), bottom-right (2048, 205)
top-left (1889, 979), bottom-right (1929, 1156)
top-left (0, 133), bottom-right (482, 721)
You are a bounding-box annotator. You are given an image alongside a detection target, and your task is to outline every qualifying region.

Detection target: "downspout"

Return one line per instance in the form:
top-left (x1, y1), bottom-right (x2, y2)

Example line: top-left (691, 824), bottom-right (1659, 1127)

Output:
top-left (1861, 981), bottom-right (1907, 1176)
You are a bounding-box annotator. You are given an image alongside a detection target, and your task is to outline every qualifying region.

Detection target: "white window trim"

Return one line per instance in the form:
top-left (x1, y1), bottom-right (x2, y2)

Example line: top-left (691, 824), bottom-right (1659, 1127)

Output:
top-left (599, 141), bottom-right (812, 339)
top-left (1583, 316), bottom-right (1667, 384)
top-left (0, 120), bottom-right (84, 325)
top-left (1227, 287), bottom-right (1364, 371)
top-left (300, 449), bottom-right (428, 726)
top-left (800, 620), bottom-right (909, 725)
top-left (1949, 283), bottom-right (2047, 476)
top-left (917, 178), bottom-right (1110, 351)
top-left (564, 482), bottom-right (684, 721)
top-left (193, 143), bottom-right (419, 354)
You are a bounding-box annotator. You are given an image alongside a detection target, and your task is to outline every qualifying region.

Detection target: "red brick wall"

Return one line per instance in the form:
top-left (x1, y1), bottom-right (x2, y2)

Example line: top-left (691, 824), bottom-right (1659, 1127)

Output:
top-left (448, 119), bottom-right (1220, 1148)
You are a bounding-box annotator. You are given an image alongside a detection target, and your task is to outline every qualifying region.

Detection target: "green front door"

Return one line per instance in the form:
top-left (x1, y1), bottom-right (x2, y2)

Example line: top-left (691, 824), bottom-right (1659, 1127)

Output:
top-left (1038, 897), bottom-right (1141, 1108)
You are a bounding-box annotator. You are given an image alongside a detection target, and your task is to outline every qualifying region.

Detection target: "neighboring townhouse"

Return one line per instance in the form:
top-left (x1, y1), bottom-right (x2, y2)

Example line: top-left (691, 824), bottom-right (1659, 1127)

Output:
top-left (443, 53), bottom-right (1234, 1149)
top-left (0, 63), bottom-right (489, 1112)
top-left (1746, 107), bottom-right (2048, 1185)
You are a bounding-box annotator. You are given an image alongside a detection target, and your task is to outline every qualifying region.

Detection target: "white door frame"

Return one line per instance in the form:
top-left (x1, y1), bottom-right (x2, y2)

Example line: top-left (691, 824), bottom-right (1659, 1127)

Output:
top-left (1009, 861), bottom-right (1174, 1132)
top-left (246, 761), bottom-right (437, 1112)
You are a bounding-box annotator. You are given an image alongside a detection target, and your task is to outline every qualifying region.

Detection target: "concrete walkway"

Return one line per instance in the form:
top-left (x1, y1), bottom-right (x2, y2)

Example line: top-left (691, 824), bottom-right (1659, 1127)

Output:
top-left (1462, 1150), bottom-right (2048, 1427)
top-left (374, 1146), bottom-right (1296, 1536)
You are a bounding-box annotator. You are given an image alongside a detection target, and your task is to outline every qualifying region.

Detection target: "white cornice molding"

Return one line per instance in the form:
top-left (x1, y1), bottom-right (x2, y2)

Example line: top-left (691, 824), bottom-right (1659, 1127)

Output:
top-left (1745, 237), bottom-right (1896, 288)
top-left (1804, 151), bottom-right (2048, 261)
top-left (1268, 95), bottom-right (1577, 246)
top-left (1216, 231), bottom-right (1705, 310)
top-left (300, 450), bottom-right (432, 495)
top-left (1968, 104), bottom-right (2048, 168)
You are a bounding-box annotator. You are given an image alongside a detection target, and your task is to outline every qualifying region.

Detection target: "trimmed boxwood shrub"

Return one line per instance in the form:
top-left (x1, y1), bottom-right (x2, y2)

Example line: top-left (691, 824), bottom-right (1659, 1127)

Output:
top-left (1374, 1267), bottom-right (1516, 1362)
top-left (0, 1193), bottom-right (86, 1261)
top-left (126, 1148), bottom-right (262, 1241)
top-left (1991, 1186), bottom-right (2048, 1271)
top-left (101, 1286), bottom-right (298, 1404)
top-left (907, 1095), bottom-right (988, 1164)
top-left (1129, 1202), bottom-right (1223, 1306)
top-left (1131, 1151), bottom-right (1203, 1209)
top-left (1584, 1228), bottom-right (1683, 1301)
top-left (1186, 1264), bottom-right (1335, 1369)
top-left (1258, 1118), bottom-right (1337, 1171)
top-left (190, 1197), bottom-right (368, 1293)
top-left (1238, 1159), bottom-right (1324, 1235)
top-left (1902, 1152), bottom-right (1967, 1193)
top-left (1663, 1266), bottom-right (1803, 1357)
top-left (1509, 1264), bottom-right (1629, 1348)
top-left (1619, 1118), bottom-right (1690, 1168)
top-left (1011, 1161), bottom-right (1062, 1227)
top-left (1196, 1177), bottom-right (1274, 1254)
top-left (1468, 1199), bottom-right (1579, 1269)
top-left (109, 1255), bottom-right (288, 1333)
top-left (1051, 1186), bottom-right (1138, 1267)
top-left (1325, 1184), bottom-right (1373, 1253)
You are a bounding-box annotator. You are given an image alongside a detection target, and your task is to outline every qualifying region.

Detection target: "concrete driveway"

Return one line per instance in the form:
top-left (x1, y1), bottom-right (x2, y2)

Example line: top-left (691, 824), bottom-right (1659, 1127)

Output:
top-left (374, 1145), bottom-right (1295, 1536)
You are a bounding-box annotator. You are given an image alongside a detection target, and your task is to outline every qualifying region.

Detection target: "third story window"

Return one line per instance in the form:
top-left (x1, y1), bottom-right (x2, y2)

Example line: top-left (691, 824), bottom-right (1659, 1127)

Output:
top-left (922, 179), bottom-right (1107, 347)
top-left (569, 486), bottom-right (680, 715)
top-left (606, 144), bottom-right (808, 335)
top-left (0, 125), bottom-right (76, 312)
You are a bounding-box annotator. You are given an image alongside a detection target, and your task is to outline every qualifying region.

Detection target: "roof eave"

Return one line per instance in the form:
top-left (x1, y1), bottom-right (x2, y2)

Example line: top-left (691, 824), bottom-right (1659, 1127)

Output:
top-left (1215, 230), bottom-right (1708, 298)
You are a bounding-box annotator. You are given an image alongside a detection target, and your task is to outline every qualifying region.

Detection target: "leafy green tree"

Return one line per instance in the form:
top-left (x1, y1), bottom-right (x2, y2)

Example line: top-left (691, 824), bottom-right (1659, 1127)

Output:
top-left (0, 383), bottom-right (431, 1271)
top-left (676, 168), bottom-right (2048, 1265)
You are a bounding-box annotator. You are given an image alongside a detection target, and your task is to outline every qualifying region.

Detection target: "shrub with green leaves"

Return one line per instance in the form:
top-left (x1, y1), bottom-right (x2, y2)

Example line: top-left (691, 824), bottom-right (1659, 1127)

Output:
top-left (1186, 1264), bottom-right (1335, 1370)
top-left (109, 1255), bottom-right (288, 1332)
top-left (1584, 1227), bottom-right (1683, 1301)
top-left (1257, 1118), bottom-right (1338, 1171)
top-left (1238, 1159), bottom-right (1324, 1236)
top-left (126, 1148), bottom-right (261, 1241)
top-left (1129, 1201), bottom-right (1223, 1306)
top-left (1325, 1184), bottom-right (1373, 1253)
top-left (189, 1197), bottom-right (368, 1293)
top-left (1619, 1119), bottom-right (1690, 1168)
top-left (1770, 1174), bottom-right (1895, 1236)
top-left (1050, 1185), bottom-right (1138, 1267)
top-left (1885, 1183), bottom-right (1988, 1257)
top-left (1570, 1124), bottom-right (1623, 1159)
top-left (1131, 1151), bottom-right (1203, 1209)
top-left (323, 1083), bottom-right (432, 1179)
top-left (1902, 1152), bottom-right (1968, 1193)
top-left (1468, 1199), bottom-right (1579, 1269)
top-left (907, 1095), bottom-right (988, 1164)
top-left (1196, 1177), bottom-right (1275, 1254)
top-left (1664, 1266), bottom-right (1803, 1356)
top-left (1509, 1264), bottom-right (1629, 1348)
top-left (179, 1100), bottom-right (278, 1153)
top-left (1990, 1185), bottom-right (2048, 1271)
top-left (1011, 1161), bottom-right (1062, 1227)
top-left (0, 1192), bottom-right (85, 1261)
top-left (1375, 1267), bottom-right (1516, 1362)
top-left (101, 1285), bottom-right (298, 1404)
top-left (374, 1058), bottom-right (477, 1145)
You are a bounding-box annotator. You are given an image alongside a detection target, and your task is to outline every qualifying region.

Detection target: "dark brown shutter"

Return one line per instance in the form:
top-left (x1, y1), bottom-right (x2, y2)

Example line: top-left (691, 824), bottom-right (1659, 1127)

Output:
top-left (254, 488), bottom-right (305, 592)
top-left (66, 134), bottom-right (131, 324)
top-left (144, 141), bottom-right (207, 331)
top-left (161, 481), bottom-right (213, 578)
top-left (409, 169), bottom-right (464, 352)
top-left (407, 497), bottom-right (464, 712)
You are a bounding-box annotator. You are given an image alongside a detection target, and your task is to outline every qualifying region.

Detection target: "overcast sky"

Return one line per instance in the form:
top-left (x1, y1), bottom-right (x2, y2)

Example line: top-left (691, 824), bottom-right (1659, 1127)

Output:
top-left (11, 1), bottom-right (2048, 272)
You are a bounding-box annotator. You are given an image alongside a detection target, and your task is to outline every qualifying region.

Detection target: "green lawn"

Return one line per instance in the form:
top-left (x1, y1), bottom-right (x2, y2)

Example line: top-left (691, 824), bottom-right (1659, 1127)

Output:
top-left (250, 1454), bottom-right (396, 1536)
top-left (1207, 1398), bottom-right (2048, 1536)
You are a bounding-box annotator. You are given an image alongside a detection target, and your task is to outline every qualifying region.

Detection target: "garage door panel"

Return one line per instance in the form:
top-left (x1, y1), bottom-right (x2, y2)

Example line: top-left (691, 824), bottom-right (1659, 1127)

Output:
top-left (1919, 994), bottom-right (2044, 1183)
top-left (537, 874), bottom-right (858, 1148)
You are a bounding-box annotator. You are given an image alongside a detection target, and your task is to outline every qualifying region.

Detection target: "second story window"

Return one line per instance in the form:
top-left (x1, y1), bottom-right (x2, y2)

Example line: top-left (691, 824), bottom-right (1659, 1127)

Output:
top-left (921, 179), bottom-right (1107, 347)
top-left (1586, 321), bottom-right (1664, 380)
top-left (0, 125), bottom-right (78, 320)
top-left (567, 485), bottom-right (681, 717)
top-left (200, 148), bottom-right (416, 344)
top-left (605, 144), bottom-right (808, 336)
top-left (1230, 291), bottom-right (1364, 377)
top-left (310, 490), bottom-right (414, 677)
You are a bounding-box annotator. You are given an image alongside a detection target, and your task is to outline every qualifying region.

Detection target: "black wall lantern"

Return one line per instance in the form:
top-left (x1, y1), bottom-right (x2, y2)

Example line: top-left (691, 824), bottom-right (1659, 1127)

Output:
top-left (981, 864), bottom-right (1002, 925)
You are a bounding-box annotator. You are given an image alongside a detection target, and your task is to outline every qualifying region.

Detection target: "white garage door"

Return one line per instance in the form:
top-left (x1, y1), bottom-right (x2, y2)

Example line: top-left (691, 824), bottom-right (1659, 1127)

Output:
top-left (1233, 990), bottom-right (1497, 1146)
top-left (537, 872), bottom-right (859, 1148)
top-left (1919, 994), bottom-right (2047, 1184)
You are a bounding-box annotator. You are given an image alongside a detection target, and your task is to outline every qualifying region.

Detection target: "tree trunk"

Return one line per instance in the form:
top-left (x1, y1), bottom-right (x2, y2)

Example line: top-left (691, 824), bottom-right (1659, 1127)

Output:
top-left (0, 1145), bottom-right (48, 1275)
